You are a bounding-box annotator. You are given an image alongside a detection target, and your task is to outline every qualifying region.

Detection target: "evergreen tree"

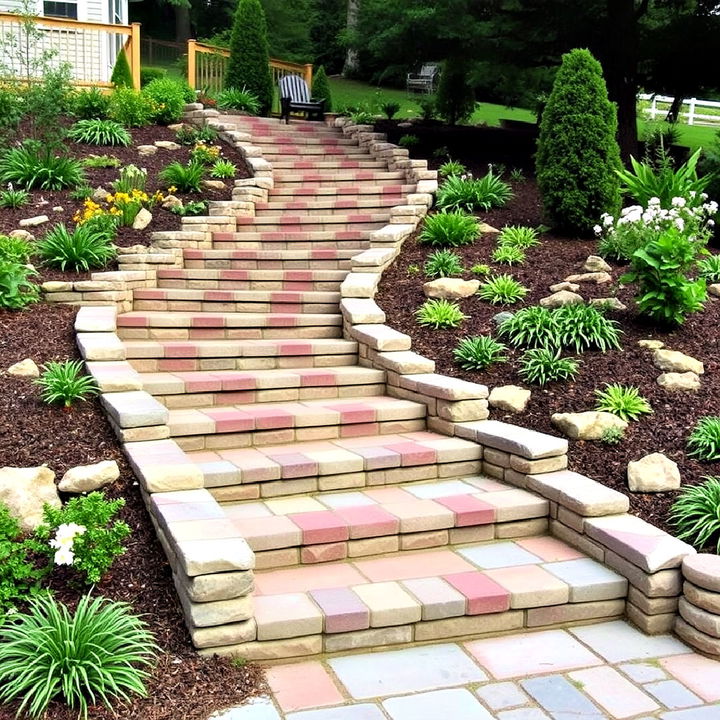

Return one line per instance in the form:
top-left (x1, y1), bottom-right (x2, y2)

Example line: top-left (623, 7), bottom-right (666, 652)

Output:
top-left (435, 57), bottom-right (476, 125)
top-left (226, 0), bottom-right (274, 115)
top-left (110, 49), bottom-right (134, 88)
top-left (536, 48), bottom-right (621, 235)
top-left (311, 65), bottom-right (332, 111)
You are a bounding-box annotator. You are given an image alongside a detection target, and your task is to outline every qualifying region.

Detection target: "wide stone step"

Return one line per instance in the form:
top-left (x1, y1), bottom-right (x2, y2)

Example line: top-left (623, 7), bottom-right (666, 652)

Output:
top-left (183, 247), bottom-right (357, 270)
top-left (141, 365), bottom-right (386, 409)
top-left (262, 146), bottom-right (367, 157)
top-left (250, 135), bottom-right (358, 146)
top-left (234, 213), bottom-right (391, 231)
top-left (132, 287), bottom-right (340, 314)
top-left (186, 430), bottom-right (482, 497)
top-left (268, 184), bottom-right (416, 198)
top-left (167, 396), bottom-right (427, 448)
top-left (256, 197), bottom-right (403, 213)
top-left (274, 171), bottom-right (406, 185)
top-left (269, 159), bottom-right (387, 170)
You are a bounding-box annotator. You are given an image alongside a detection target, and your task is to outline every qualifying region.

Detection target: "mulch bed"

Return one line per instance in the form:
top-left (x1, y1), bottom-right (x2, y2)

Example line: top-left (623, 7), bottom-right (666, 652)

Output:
top-left (0, 304), bottom-right (265, 720)
top-left (376, 171), bottom-right (720, 536)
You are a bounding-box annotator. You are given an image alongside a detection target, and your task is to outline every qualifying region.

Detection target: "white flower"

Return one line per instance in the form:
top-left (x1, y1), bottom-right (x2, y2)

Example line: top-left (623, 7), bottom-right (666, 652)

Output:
top-left (593, 224), bottom-right (602, 236)
top-left (648, 197), bottom-right (661, 206)
top-left (53, 547), bottom-right (75, 566)
top-left (690, 190), bottom-right (697, 197)
top-left (672, 197), bottom-right (686, 208)
top-left (602, 214), bottom-right (614, 227)
top-left (674, 218), bottom-right (685, 231)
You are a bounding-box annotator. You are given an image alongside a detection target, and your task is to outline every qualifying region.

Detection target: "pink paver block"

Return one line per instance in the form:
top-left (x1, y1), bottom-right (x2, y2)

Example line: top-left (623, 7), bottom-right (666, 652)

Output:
top-left (164, 342), bottom-right (199, 358)
top-left (288, 510), bottom-right (350, 544)
top-left (568, 666), bottom-right (659, 718)
top-left (298, 370), bottom-right (336, 387)
top-left (516, 536), bottom-right (585, 562)
top-left (435, 495), bottom-right (496, 527)
top-left (202, 407), bottom-right (255, 434)
top-left (355, 550), bottom-right (475, 583)
top-left (310, 587), bottom-right (370, 633)
top-left (330, 403), bottom-right (376, 424)
top-left (247, 406), bottom-right (295, 430)
top-left (118, 314), bottom-right (148, 327)
top-left (158, 359), bottom-right (196, 371)
top-left (280, 341), bottom-right (313, 356)
top-left (219, 448), bottom-right (280, 483)
top-left (219, 270), bottom-right (250, 281)
top-left (220, 373), bottom-right (257, 391)
top-left (334, 505), bottom-right (400, 539)
top-left (177, 373), bottom-right (223, 393)
top-left (266, 662), bottom-right (345, 713)
top-left (386, 441), bottom-right (437, 466)
top-left (268, 315), bottom-right (298, 327)
top-left (254, 563), bottom-right (368, 595)
top-left (443, 572), bottom-right (511, 615)
top-left (353, 445), bottom-right (402, 470)
top-left (660, 654), bottom-right (720, 702)
top-left (272, 453), bottom-right (318, 479)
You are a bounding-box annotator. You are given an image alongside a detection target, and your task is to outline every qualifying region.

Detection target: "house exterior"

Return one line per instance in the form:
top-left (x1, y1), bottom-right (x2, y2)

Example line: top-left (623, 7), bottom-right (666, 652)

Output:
top-left (0, 0), bottom-right (132, 85)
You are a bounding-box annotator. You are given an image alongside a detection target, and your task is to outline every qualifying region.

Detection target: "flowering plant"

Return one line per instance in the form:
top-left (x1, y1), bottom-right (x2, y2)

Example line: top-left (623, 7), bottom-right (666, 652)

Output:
top-left (190, 141), bottom-right (222, 165)
top-left (49, 523), bottom-right (86, 566)
top-left (74, 188), bottom-right (163, 227)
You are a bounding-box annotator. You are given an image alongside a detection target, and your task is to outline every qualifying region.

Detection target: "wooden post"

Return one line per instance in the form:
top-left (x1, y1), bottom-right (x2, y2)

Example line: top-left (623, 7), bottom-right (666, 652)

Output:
top-left (304, 63), bottom-right (313, 88)
top-left (187, 39), bottom-right (197, 90)
top-left (688, 98), bottom-right (696, 126)
top-left (130, 23), bottom-right (141, 90)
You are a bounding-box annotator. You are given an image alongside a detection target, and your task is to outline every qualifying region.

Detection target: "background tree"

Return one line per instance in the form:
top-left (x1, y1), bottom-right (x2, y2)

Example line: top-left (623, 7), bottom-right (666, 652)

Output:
top-left (435, 57), bottom-right (476, 125)
top-left (536, 48), bottom-right (622, 234)
top-left (311, 66), bottom-right (333, 111)
top-left (110, 49), bottom-right (133, 88)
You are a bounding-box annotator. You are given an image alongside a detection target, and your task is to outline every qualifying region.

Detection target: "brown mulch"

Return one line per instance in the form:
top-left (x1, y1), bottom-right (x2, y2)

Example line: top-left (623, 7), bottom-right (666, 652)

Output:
top-left (0, 304), bottom-right (266, 720)
top-left (376, 177), bottom-right (720, 535)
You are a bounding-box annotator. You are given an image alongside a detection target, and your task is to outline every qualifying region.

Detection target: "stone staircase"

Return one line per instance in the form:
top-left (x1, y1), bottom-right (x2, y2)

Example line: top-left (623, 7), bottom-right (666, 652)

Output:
top-left (77, 113), bottom-right (698, 662)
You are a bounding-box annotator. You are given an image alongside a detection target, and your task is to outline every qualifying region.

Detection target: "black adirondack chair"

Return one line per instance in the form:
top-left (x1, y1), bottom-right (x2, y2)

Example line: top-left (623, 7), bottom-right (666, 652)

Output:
top-left (279, 74), bottom-right (326, 123)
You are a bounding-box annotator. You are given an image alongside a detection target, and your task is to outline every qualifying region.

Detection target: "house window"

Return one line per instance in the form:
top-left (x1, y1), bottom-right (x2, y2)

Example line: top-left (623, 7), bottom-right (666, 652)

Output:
top-left (43, 1), bottom-right (79, 19)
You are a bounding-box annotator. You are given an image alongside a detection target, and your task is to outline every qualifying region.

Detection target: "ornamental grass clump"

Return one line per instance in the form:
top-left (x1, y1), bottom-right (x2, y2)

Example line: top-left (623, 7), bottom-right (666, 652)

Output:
top-left (0, 593), bottom-right (157, 719)
top-left (37, 223), bottom-right (117, 272)
top-left (687, 416), bottom-right (720, 462)
top-left (518, 348), bottom-right (580, 386)
top-left (553, 303), bottom-right (623, 353)
top-left (35, 359), bottom-right (99, 408)
top-left (497, 225), bottom-right (540, 249)
top-left (491, 244), bottom-right (526, 265)
top-left (476, 274), bottom-right (528, 305)
top-left (498, 305), bottom-right (559, 348)
top-left (424, 249), bottom-right (464, 278)
top-left (415, 298), bottom-right (468, 329)
top-left (0, 142), bottom-right (85, 190)
top-left (159, 161), bottom-right (205, 193)
top-left (436, 171), bottom-right (512, 212)
top-left (594, 383), bottom-right (652, 421)
top-left (419, 210), bottom-right (479, 247)
top-left (671, 477), bottom-right (720, 552)
top-left (438, 160), bottom-right (467, 178)
top-left (68, 119), bottom-right (131, 147)
top-left (453, 336), bottom-right (508, 371)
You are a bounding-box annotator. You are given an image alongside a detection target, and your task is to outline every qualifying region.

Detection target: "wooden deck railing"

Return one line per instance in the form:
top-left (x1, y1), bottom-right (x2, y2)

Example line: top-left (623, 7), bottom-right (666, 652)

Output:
top-left (0, 13), bottom-right (140, 89)
top-left (187, 39), bottom-right (312, 101)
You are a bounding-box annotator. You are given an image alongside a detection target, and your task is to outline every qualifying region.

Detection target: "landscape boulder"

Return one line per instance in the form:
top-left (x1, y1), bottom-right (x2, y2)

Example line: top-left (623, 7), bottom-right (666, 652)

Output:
top-left (58, 460), bottom-right (120, 493)
top-left (19, 215), bottom-right (49, 228)
top-left (132, 208), bottom-right (152, 230)
top-left (539, 290), bottom-right (584, 308)
top-left (657, 372), bottom-right (701, 392)
top-left (709, 284), bottom-right (720, 298)
top-left (92, 186), bottom-right (109, 202)
top-left (423, 278), bottom-right (480, 300)
top-left (488, 385), bottom-right (531, 413)
top-left (154, 140), bottom-right (181, 150)
top-left (492, 311), bottom-right (514, 327)
top-left (638, 339), bottom-right (664, 350)
top-left (161, 194), bottom-right (183, 211)
top-left (7, 358), bottom-right (40, 377)
top-left (564, 272), bottom-right (612, 285)
top-left (627, 452), bottom-right (681, 493)
top-left (551, 411), bottom-right (627, 440)
top-left (653, 349), bottom-right (704, 375)
top-left (549, 281), bottom-right (580, 293)
top-left (138, 145), bottom-right (158, 156)
top-left (583, 255), bottom-right (612, 273)
top-left (590, 297), bottom-right (627, 311)
top-left (0, 466), bottom-right (60, 532)
top-left (9, 229), bottom-right (34, 241)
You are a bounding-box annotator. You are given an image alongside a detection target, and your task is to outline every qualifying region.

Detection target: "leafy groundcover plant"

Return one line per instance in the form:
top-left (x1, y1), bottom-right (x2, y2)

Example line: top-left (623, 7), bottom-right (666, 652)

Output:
top-left (671, 477), bottom-right (720, 552)
top-left (35, 359), bottom-right (99, 407)
top-left (453, 336), bottom-right (508, 371)
top-left (687, 416), bottom-right (720, 462)
top-left (518, 347), bottom-right (579, 386)
top-left (415, 298), bottom-right (468, 329)
top-left (436, 171), bottom-right (512, 212)
top-left (159, 160), bottom-right (205, 193)
top-left (0, 143), bottom-right (85, 191)
top-left (476, 274), bottom-right (528, 305)
top-left (68, 119), bottom-right (131, 147)
top-left (419, 210), bottom-right (479, 247)
top-left (491, 244), bottom-right (526, 265)
top-left (424, 249), bottom-right (464, 278)
top-left (497, 225), bottom-right (540, 248)
top-left (594, 383), bottom-right (652, 421)
top-left (37, 223), bottom-right (117, 272)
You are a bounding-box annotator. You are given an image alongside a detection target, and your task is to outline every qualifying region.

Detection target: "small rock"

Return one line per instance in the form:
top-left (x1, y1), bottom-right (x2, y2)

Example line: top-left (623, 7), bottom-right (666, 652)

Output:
top-left (478, 222), bottom-right (499, 234)
top-left (92, 186), bottom-right (109, 202)
top-left (0, 466), bottom-right (60, 532)
top-left (549, 281), bottom-right (580, 293)
top-left (7, 358), bottom-right (39, 377)
top-left (161, 194), bottom-right (183, 210)
top-left (167, 123), bottom-right (186, 132)
top-left (627, 452), bottom-right (681, 493)
top-left (154, 140), bottom-right (181, 150)
top-left (492, 311), bottom-right (514, 327)
top-left (657, 372), bottom-right (701, 392)
top-left (488, 385), bottom-right (531, 413)
top-left (539, 290), bottom-right (584, 308)
top-left (564, 272), bottom-right (613, 285)
top-left (58, 460), bottom-right (120, 493)
top-left (9, 229), bottom-right (34, 241)
top-left (132, 208), bottom-right (152, 230)
top-left (583, 255), bottom-right (612, 273)
top-left (137, 145), bottom-right (158, 156)
top-left (19, 215), bottom-right (49, 228)
top-left (397, 122), bottom-right (413, 128)
top-left (653, 349), bottom-right (704, 375)
top-left (590, 297), bottom-right (627, 311)
top-left (52, 205), bottom-right (63, 213)
top-left (202, 179), bottom-right (226, 191)
top-left (638, 339), bottom-right (664, 350)
top-left (551, 411), bottom-right (628, 440)
top-left (423, 277), bottom-right (480, 300)
top-left (709, 284), bottom-right (720, 298)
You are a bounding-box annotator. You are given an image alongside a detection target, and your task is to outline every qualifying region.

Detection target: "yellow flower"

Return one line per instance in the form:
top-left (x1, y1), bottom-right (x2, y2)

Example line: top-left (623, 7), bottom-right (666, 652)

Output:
top-left (168, 185), bottom-right (177, 194)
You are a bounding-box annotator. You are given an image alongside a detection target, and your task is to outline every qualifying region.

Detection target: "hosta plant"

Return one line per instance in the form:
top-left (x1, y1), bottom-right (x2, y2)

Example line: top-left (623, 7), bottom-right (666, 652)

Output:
top-left (438, 160), bottom-right (466, 178)
top-left (453, 336), bottom-right (508, 371)
top-left (687, 416), bottom-right (720, 462)
top-left (670, 477), bottom-right (720, 552)
top-left (35, 359), bottom-right (99, 408)
top-left (0, 186), bottom-right (29, 208)
top-left (491, 244), bottom-right (526, 265)
top-left (0, 593), bottom-right (156, 719)
top-left (477, 274), bottom-right (528, 305)
top-left (553, 303), bottom-right (623, 353)
top-left (0, 143), bottom-right (85, 190)
top-left (436, 171), bottom-right (513, 212)
top-left (698, 254), bottom-right (720, 283)
top-left (0, 259), bottom-right (39, 310)
top-left (415, 298), bottom-right (468, 329)
top-left (37, 223), bottom-right (116, 272)
top-left (498, 306), bottom-right (559, 347)
top-left (497, 225), bottom-right (540, 248)
top-left (594, 383), bottom-right (652, 421)
top-left (419, 210), bottom-right (479, 247)
top-left (518, 348), bottom-right (580, 386)
top-left (68, 119), bottom-right (131, 147)
top-left (424, 249), bottom-right (464, 278)
top-left (159, 161), bottom-right (205, 193)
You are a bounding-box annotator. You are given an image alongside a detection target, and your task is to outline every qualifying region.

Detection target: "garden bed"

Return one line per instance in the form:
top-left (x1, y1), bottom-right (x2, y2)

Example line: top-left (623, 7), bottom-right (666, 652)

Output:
top-left (376, 176), bottom-right (720, 536)
top-left (0, 304), bottom-right (265, 720)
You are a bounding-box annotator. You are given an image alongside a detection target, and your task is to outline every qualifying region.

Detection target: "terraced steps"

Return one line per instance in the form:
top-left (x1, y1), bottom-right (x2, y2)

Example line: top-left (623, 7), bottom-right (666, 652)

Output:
top-left (155, 268), bottom-right (347, 292)
top-left (182, 247), bottom-right (357, 270)
top-left (269, 159), bottom-right (388, 171)
top-left (274, 171), bottom-right (406, 186)
top-left (211, 230), bottom-right (372, 251)
top-left (235, 213), bottom-right (392, 231)
top-left (255, 197), bottom-right (404, 213)
top-left (267, 184), bottom-right (415, 198)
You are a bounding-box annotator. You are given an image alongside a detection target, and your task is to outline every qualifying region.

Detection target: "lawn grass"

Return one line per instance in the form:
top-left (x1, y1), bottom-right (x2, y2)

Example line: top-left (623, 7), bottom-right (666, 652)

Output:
top-left (329, 76), bottom-right (719, 150)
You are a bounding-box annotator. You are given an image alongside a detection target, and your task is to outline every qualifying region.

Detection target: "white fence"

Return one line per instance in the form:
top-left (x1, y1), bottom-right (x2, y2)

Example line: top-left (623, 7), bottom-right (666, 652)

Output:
top-left (639, 93), bottom-right (720, 127)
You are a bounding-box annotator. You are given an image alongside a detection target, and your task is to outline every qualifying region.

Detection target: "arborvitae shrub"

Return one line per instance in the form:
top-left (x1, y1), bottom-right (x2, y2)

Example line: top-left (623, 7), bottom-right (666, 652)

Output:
top-left (312, 65), bottom-right (332, 112)
top-left (536, 48), bottom-right (621, 234)
top-left (226, 0), bottom-right (274, 116)
top-left (110, 49), bottom-right (133, 88)
top-left (436, 56), bottom-right (476, 125)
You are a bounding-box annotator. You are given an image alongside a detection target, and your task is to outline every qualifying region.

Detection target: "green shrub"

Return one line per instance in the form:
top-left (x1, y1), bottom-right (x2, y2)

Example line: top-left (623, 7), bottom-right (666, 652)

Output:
top-left (142, 77), bottom-right (187, 124)
top-left (497, 225), bottom-right (540, 248)
top-left (381, 100), bottom-right (400, 119)
top-left (510, 168), bottom-right (526, 183)
top-left (477, 274), bottom-right (528, 305)
top-left (216, 87), bottom-right (261, 114)
top-left (415, 298), bottom-right (467, 329)
top-left (499, 306), bottom-right (558, 348)
top-left (470, 263), bottom-right (492, 276)
top-left (226, 0), bottom-right (274, 115)
top-left (698, 254), bottom-right (720, 283)
top-left (536, 48), bottom-right (621, 234)
top-left (620, 226), bottom-right (707, 326)
top-left (71, 87), bottom-right (110, 120)
top-left (600, 425), bottom-right (625, 445)
top-left (37, 223), bottom-right (116, 272)
top-left (553, 303), bottom-right (623, 353)
top-left (210, 159), bottom-right (237, 179)
top-left (435, 56), bottom-right (476, 125)
top-left (140, 66), bottom-right (167, 86)
top-left (110, 48), bottom-right (134, 88)
top-left (171, 200), bottom-right (207, 216)
top-left (0, 87), bottom-right (24, 143)
top-left (419, 210), bottom-right (479, 247)
top-left (0, 593), bottom-right (156, 719)
top-left (35, 359), bottom-right (99, 408)
top-left (159, 161), bottom-right (205, 193)
top-left (439, 160), bottom-right (467, 179)
top-left (34, 491), bottom-right (130, 584)
top-left (424, 249), bottom-right (464, 278)
top-left (23, 67), bottom-right (73, 147)
top-left (108, 88), bottom-right (152, 127)
top-left (687, 416), bottom-right (720, 462)
top-left (436, 171), bottom-right (513, 212)
top-left (399, 134), bottom-right (419, 148)
top-left (0, 187), bottom-right (29, 208)
top-left (112, 164), bottom-right (147, 193)
top-left (0, 234), bottom-right (32, 263)
top-left (519, 348), bottom-right (580, 386)
top-left (68, 119), bottom-right (131, 147)
top-left (349, 109), bottom-right (375, 125)
top-left (594, 383), bottom-right (652, 421)
top-left (175, 124), bottom-right (217, 145)
top-left (0, 259), bottom-right (39, 310)
top-left (671, 477), bottom-right (720, 552)
top-left (453, 335), bottom-right (508, 370)
top-left (417, 95), bottom-right (437, 121)
top-left (82, 154), bottom-right (121, 169)
top-left (0, 143), bottom-right (85, 190)
top-left (312, 65), bottom-right (332, 112)
top-left (491, 245), bottom-right (526, 265)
